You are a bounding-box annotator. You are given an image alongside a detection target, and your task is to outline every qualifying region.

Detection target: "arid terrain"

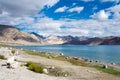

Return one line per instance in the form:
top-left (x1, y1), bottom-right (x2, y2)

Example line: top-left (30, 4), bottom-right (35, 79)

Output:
top-left (0, 48), bottom-right (120, 80)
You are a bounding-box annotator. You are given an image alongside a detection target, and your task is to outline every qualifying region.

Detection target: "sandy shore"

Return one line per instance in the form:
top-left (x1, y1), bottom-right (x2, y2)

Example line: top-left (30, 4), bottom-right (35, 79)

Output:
top-left (0, 48), bottom-right (120, 80)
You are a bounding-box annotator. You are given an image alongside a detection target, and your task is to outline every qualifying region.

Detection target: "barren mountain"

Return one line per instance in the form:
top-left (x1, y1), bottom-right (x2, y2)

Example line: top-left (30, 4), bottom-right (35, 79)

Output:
top-left (43, 35), bottom-right (65, 44)
top-left (0, 24), bottom-right (41, 45)
top-left (64, 36), bottom-right (120, 45)
top-left (0, 24), bottom-right (120, 45)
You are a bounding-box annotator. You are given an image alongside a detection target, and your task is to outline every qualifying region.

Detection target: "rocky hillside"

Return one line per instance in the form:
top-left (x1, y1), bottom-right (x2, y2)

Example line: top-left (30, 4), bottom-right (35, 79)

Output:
top-left (29, 33), bottom-right (120, 45)
top-left (64, 36), bottom-right (120, 45)
top-left (43, 35), bottom-right (65, 45)
top-left (0, 24), bottom-right (41, 45)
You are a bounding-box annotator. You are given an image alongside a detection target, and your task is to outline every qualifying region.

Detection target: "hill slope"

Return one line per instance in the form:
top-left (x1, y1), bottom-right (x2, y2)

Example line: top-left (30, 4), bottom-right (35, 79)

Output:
top-left (0, 24), bottom-right (41, 45)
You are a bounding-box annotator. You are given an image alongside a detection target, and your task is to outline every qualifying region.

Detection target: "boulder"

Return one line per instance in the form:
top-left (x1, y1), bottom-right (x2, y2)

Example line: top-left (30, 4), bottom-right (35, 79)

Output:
top-left (6, 56), bottom-right (19, 69)
top-left (103, 64), bottom-right (108, 69)
top-left (60, 53), bottom-right (64, 56)
top-left (43, 68), bottom-right (48, 74)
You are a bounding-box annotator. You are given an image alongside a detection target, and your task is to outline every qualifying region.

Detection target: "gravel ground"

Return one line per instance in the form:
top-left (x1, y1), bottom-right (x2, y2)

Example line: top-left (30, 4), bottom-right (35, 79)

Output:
top-left (0, 60), bottom-right (69, 80)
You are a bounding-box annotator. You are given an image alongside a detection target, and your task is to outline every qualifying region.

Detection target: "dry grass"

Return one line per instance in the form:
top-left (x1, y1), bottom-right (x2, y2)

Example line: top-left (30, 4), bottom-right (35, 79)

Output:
top-left (0, 54), bottom-right (5, 60)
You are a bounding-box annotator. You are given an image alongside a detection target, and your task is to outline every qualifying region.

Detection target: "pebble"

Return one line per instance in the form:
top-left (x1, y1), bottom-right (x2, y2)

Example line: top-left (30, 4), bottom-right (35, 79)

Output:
top-left (64, 73), bottom-right (68, 77)
top-left (60, 53), bottom-right (64, 56)
top-left (111, 63), bottom-right (116, 65)
top-left (73, 57), bottom-right (79, 60)
top-left (43, 68), bottom-right (49, 74)
top-left (51, 66), bottom-right (55, 69)
top-left (66, 56), bottom-right (70, 59)
top-left (103, 65), bottom-right (108, 69)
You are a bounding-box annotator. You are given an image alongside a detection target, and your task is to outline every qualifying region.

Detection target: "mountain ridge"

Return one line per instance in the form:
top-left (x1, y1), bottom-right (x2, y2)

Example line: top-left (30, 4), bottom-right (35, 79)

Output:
top-left (0, 24), bottom-right (120, 45)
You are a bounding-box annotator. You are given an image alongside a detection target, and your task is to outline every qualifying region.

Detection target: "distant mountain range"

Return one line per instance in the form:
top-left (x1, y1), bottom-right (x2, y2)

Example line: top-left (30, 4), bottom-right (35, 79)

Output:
top-left (0, 24), bottom-right (120, 45)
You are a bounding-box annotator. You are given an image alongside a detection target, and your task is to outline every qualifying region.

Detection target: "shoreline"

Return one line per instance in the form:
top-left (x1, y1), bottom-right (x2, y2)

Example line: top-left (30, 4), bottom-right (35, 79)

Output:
top-left (17, 47), bottom-right (120, 71)
top-left (2, 46), bottom-right (120, 69)
top-left (5, 46), bottom-right (120, 70)
top-left (20, 48), bottom-right (120, 68)
top-left (9, 45), bottom-right (120, 66)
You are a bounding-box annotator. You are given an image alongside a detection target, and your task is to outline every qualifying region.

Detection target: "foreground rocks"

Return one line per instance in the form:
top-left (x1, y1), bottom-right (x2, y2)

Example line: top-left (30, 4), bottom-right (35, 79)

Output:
top-left (0, 60), bottom-right (68, 80)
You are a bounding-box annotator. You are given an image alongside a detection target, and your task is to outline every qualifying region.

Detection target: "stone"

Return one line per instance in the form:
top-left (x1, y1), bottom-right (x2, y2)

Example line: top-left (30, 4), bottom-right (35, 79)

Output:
top-left (64, 73), bottom-right (68, 77)
top-left (89, 60), bottom-right (92, 63)
top-left (43, 68), bottom-right (48, 74)
top-left (50, 66), bottom-right (55, 69)
top-left (15, 50), bottom-right (19, 55)
top-left (6, 56), bottom-right (19, 69)
top-left (103, 65), bottom-right (108, 69)
top-left (60, 53), bottom-right (64, 56)
top-left (84, 59), bottom-right (89, 61)
top-left (11, 62), bottom-right (19, 69)
top-left (95, 60), bottom-right (98, 63)
top-left (65, 57), bottom-right (69, 60)
top-left (6, 56), bottom-right (15, 64)
top-left (73, 57), bottom-right (79, 60)
top-left (111, 63), bottom-right (116, 65)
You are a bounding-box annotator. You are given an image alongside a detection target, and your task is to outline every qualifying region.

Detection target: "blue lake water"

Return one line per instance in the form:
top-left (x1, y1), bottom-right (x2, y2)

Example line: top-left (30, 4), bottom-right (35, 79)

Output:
top-left (11, 45), bottom-right (120, 64)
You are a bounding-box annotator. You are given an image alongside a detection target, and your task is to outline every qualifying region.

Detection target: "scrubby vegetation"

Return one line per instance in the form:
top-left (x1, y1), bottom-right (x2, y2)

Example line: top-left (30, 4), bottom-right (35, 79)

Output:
top-left (67, 58), bottom-right (87, 66)
top-left (25, 61), bottom-right (70, 77)
top-left (11, 49), bottom-right (16, 55)
top-left (25, 61), bottom-right (44, 73)
top-left (93, 65), bottom-right (120, 75)
top-left (0, 54), bottom-right (5, 60)
top-left (0, 43), bottom-right (8, 46)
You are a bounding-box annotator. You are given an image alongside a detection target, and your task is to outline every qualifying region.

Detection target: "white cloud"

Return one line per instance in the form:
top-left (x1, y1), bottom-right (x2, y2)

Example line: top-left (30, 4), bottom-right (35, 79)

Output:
top-left (108, 4), bottom-right (120, 12)
top-left (107, 4), bottom-right (120, 19)
top-left (91, 10), bottom-right (110, 20)
top-left (68, 7), bottom-right (84, 13)
top-left (13, 16), bottom-right (63, 36)
top-left (81, 0), bottom-right (94, 2)
top-left (0, 0), bottom-right (59, 17)
top-left (46, 0), bottom-right (59, 7)
top-left (0, 0), bottom-right (120, 37)
top-left (0, 11), bottom-right (10, 17)
top-left (55, 6), bottom-right (68, 13)
top-left (11, 15), bottom-right (120, 37)
top-left (0, 0), bottom-right (60, 28)
top-left (0, 8), bottom-right (119, 37)
top-left (113, 12), bottom-right (120, 19)
top-left (100, 0), bottom-right (119, 3)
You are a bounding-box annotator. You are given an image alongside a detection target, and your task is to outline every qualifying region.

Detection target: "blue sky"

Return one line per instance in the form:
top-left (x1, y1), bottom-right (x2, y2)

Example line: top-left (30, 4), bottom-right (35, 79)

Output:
top-left (0, 0), bottom-right (120, 37)
top-left (42, 0), bottom-right (118, 20)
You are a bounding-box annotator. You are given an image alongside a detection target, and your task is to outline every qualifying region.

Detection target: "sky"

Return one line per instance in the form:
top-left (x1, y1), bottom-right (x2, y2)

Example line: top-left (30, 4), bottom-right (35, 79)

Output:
top-left (0, 0), bottom-right (120, 37)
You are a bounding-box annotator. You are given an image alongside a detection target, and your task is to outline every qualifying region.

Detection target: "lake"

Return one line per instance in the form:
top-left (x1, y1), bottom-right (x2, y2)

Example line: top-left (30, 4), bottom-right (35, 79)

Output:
top-left (11, 45), bottom-right (120, 65)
